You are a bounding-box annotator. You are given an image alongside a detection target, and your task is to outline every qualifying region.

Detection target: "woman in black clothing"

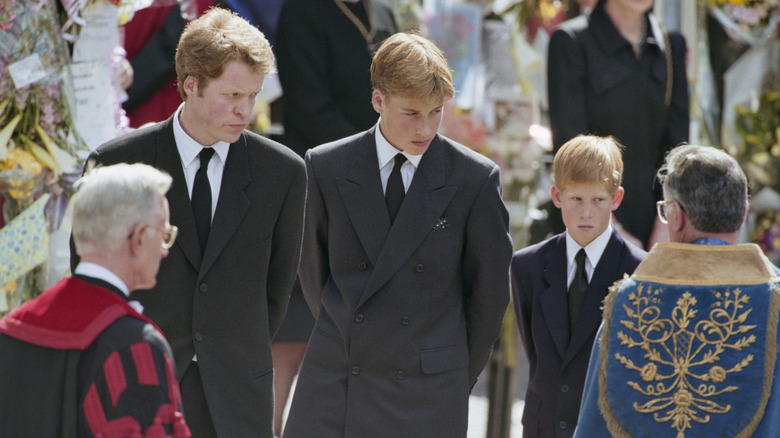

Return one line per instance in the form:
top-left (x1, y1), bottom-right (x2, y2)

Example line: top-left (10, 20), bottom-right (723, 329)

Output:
top-left (547, 0), bottom-right (689, 249)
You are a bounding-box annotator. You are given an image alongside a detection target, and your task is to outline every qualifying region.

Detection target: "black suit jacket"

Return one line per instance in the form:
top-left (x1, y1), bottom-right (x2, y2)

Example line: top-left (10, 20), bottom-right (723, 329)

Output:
top-left (511, 230), bottom-right (645, 438)
top-left (283, 128), bottom-right (512, 438)
top-left (77, 117), bottom-right (306, 437)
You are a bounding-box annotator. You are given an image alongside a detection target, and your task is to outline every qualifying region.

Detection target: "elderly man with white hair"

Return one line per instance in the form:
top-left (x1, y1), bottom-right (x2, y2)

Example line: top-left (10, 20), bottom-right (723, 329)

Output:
top-left (0, 163), bottom-right (190, 437)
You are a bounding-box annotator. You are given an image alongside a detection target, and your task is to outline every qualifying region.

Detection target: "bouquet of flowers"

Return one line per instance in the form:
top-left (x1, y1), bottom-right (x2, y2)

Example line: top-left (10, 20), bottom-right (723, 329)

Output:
top-left (0, 0), bottom-right (87, 311)
top-left (708, 0), bottom-right (780, 44)
top-left (732, 83), bottom-right (780, 194)
top-left (752, 210), bottom-right (780, 264)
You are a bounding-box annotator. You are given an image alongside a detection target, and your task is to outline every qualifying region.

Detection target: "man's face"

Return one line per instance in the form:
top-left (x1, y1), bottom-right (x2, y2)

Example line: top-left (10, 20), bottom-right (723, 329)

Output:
top-left (372, 90), bottom-right (444, 156)
top-left (180, 60), bottom-right (264, 146)
top-left (552, 182), bottom-right (624, 247)
top-left (134, 197), bottom-right (171, 291)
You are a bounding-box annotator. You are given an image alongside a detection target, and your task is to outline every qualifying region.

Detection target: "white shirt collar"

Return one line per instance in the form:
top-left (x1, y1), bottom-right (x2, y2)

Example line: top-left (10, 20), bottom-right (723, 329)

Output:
top-left (74, 262), bottom-right (130, 297)
top-left (375, 121), bottom-right (423, 169)
top-left (173, 103), bottom-right (230, 167)
top-left (565, 224), bottom-right (613, 269)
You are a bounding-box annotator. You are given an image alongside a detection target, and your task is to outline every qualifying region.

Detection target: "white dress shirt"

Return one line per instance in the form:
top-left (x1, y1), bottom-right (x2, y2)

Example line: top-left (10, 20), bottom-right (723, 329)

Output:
top-left (74, 262), bottom-right (144, 313)
top-left (564, 225), bottom-right (613, 290)
top-left (173, 103), bottom-right (230, 221)
top-left (375, 121), bottom-right (422, 194)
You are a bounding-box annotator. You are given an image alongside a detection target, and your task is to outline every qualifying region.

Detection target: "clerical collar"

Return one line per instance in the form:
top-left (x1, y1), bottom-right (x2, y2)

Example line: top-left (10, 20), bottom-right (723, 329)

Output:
top-left (692, 237), bottom-right (731, 246)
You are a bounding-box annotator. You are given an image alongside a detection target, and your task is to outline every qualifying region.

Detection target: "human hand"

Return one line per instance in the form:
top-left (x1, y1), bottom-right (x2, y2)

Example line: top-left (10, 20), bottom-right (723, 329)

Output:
top-left (119, 58), bottom-right (134, 90)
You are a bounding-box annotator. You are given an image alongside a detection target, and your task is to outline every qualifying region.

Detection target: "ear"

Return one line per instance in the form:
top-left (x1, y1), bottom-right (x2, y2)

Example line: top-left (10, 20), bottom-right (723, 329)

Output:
top-left (183, 75), bottom-right (198, 98)
top-left (127, 223), bottom-right (147, 257)
top-left (551, 185), bottom-right (563, 208)
top-left (610, 187), bottom-right (625, 211)
top-left (741, 203), bottom-right (749, 227)
top-left (371, 89), bottom-right (384, 114)
top-left (669, 200), bottom-right (686, 233)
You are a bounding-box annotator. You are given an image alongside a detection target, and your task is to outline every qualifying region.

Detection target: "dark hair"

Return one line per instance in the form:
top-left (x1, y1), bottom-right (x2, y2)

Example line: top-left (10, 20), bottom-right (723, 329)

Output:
top-left (657, 145), bottom-right (748, 233)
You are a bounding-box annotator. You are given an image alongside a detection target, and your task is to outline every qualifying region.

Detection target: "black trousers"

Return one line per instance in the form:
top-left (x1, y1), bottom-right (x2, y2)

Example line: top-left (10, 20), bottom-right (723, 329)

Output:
top-left (181, 361), bottom-right (218, 437)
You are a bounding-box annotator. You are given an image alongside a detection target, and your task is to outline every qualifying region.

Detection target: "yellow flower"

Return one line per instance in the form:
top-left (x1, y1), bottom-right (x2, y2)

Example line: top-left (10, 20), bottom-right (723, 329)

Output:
top-left (0, 148), bottom-right (43, 175)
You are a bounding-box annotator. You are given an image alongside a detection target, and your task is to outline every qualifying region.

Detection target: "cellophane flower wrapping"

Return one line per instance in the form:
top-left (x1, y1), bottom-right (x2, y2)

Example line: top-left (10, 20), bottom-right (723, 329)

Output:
top-left (0, 0), bottom-right (88, 313)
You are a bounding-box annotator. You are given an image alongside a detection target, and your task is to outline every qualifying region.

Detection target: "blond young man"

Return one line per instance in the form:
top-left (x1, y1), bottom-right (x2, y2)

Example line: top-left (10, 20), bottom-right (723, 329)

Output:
top-left (511, 135), bottom-right (646, 438)
top-left (74, 8), bottom-right (306, 438)
top-left (283, 32), bottom-right (512, 438)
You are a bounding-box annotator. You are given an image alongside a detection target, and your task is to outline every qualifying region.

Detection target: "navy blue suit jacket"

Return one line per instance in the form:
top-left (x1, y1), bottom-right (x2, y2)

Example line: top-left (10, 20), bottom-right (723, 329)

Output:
top-left (511, 229), bottom-right (645, 438)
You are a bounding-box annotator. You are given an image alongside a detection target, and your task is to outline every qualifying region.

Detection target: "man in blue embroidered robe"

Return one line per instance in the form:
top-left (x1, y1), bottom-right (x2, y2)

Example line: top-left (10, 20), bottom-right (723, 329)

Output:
top-left (574, 145), bottom-right (780, 438)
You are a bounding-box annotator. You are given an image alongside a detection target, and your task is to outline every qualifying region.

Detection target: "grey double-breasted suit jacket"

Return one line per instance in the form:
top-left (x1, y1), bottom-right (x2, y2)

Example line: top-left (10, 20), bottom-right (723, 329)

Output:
top-left (78, 117), bottom-right (306, 437)
top-left (283, 128), bottom-right (512, 437)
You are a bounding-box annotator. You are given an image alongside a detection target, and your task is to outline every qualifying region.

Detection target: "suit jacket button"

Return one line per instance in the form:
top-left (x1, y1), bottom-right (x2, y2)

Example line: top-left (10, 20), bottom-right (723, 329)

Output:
top-left (561, 384), bottom-right (569, 393)
top-left (400, 316), bottom-right (410, 325)
top-left (194, 332), bottom-right (203, 342)
top-left (559, 421), bottom-right (568, 429)
top-left (396, 370), bottom-right (405, 380)
top-left (358, 262), bottom-right (367, 270)
top-left (415, 264), bottom-right (424, 273)
top-left (351, 366), bottom-right (360, 375)
top-left (199, 283), bottom-right (208, 293)
top-left (355, 314), bottom-right (364, 323)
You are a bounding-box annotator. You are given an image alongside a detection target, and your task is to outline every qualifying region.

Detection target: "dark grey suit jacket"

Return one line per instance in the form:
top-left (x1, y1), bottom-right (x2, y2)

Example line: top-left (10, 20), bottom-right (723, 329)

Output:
top-left (283, 128), bottom-right (512, 438)
top-left (79, 117), bottom-right (306, 437)
top-left (511, 230), bottom-right (645, 438)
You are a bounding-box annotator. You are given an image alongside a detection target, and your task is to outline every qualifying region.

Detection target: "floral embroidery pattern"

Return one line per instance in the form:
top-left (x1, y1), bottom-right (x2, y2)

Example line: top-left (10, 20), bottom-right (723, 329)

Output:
top-left (615, 284), bottom-right (757, 437)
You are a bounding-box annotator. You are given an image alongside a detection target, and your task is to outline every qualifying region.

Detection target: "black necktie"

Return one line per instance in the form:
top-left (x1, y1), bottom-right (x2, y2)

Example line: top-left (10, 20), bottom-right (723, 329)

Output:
top-left (192, 148), bottom-right (215, 254)
top-left (569, 248), bottom-right (588, 329)
top-left (385, 154), bottom-right (407, 223)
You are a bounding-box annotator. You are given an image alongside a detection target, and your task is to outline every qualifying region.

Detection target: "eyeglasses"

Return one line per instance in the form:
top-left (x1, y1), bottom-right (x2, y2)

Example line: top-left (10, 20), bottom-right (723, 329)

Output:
top-left (128, 223), bottom-right (178, 249)
top-left (656, 199), bottom-right (685, 224)
top-left (156, 224), bottom-right (178, 249)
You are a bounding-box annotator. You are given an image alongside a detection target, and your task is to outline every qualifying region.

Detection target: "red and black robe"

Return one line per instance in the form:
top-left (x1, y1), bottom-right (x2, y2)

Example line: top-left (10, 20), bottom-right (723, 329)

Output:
top-left (0, 277), bottom-right (190, 437)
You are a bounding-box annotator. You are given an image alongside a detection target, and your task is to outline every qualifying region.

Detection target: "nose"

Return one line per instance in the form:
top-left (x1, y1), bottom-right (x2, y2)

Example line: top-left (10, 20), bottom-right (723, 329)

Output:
top-left (417, 120), bottom-right (434, 138)
top-left (582, 203), bottom-right (594, 218)
top-left (234, 98), bottom-right (255, 119)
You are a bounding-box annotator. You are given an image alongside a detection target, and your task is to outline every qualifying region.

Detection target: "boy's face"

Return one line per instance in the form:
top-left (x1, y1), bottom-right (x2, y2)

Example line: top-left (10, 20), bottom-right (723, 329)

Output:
top-left (372, 90), bottom-right (444, 156)
top-left (551, 182), bottom-right (624, 247)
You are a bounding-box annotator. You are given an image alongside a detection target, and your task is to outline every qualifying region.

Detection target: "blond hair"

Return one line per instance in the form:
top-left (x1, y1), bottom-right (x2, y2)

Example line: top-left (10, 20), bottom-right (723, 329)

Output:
top-left (371, 32), bottom-right (454, 102)
top-left (553, 135), bottom-right (624, 194)
top-left (175, 8), bottom-right (274, 100)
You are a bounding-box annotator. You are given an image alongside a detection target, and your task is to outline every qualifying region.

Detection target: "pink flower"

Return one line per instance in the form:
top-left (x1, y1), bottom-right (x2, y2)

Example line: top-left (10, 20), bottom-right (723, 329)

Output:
top-left (0, 0), bottom-right (16, 32)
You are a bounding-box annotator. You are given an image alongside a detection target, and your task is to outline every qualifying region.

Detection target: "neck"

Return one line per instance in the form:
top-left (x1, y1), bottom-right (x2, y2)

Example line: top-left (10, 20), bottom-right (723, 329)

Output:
top-left (681, 230), bottom-right (740, 245)
top-left (178, 103), bottom-right (209, 147)
top-left (80, 254), bottom-right (136, 291)
top-left (603, 1), bottom-right (646, 45)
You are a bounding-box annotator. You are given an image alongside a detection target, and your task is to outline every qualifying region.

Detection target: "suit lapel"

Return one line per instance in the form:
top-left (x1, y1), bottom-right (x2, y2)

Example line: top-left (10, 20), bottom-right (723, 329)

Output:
top-left (201, 134), bottom-right (251, 276)
top-left (562, 230), bottom-right (625, 367)
top-left (540, 235), bottom-right (571, 360)
top-left (337, 131), bottom-right (391, 266)
top-left (155, 122), bottom-right (203, 270)
top-left (358, 137), bottom-right (457, 307)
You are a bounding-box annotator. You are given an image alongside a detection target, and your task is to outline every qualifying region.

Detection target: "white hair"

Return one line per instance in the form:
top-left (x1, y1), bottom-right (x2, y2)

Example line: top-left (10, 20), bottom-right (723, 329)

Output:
top-left (71, 163), bottom-right (172, 257)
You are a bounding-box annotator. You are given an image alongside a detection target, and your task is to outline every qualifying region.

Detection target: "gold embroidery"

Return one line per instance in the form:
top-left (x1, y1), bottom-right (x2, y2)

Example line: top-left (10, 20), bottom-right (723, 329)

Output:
top-left (615, 284), bottom-right (757, 437)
